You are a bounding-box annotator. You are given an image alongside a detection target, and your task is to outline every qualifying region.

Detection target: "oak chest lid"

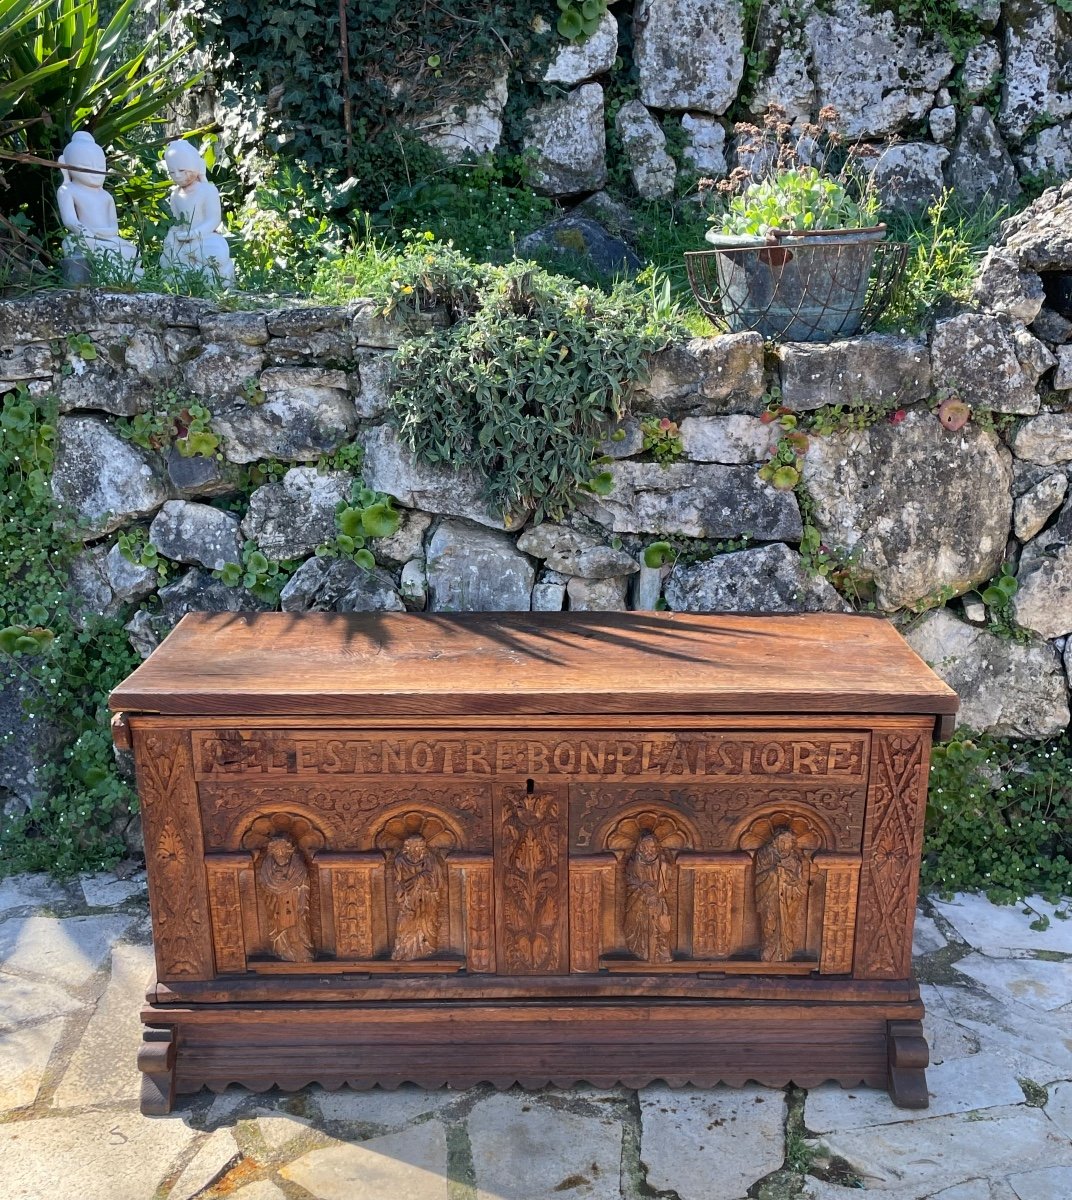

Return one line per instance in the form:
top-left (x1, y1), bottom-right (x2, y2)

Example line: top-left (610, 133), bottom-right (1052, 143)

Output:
top-left (109, 611), bottom-right (957, 719)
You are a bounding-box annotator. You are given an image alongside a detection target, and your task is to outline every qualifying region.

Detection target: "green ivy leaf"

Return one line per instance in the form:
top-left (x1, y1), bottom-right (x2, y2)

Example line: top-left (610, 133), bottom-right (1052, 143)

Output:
top-left (361, 502), bottom-right (401, 539)
top-left (337, 507), bottom-right (364, 537)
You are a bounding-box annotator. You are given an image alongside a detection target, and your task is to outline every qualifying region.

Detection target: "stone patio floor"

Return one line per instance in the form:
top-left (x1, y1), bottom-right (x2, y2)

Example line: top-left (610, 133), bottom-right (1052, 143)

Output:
top-left (2, 874), bottom-right (1071, 1200)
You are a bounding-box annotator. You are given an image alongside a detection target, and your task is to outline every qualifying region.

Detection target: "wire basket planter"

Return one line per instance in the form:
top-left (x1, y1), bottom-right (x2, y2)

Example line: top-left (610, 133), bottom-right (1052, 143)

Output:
top-left (685, 227), bottom-right (908, 343)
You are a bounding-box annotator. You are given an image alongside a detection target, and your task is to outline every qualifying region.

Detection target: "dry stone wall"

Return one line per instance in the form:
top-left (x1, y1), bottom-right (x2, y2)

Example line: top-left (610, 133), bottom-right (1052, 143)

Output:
top-left (416, 1), bottom-right (1072, 208)
top-left (8, 189), bottom-right (1072, 812)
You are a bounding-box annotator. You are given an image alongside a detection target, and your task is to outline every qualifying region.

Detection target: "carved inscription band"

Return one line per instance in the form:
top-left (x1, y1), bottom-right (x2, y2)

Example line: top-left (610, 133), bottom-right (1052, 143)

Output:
top-left (195, 731), bottom-right (869, 782)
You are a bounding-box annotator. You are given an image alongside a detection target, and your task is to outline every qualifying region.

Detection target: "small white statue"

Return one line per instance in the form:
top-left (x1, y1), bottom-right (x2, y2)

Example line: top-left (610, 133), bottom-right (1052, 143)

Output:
top-left (56, 131), bottom-right (141, 280)
top-left (160, 141), bottom-right (234, 285)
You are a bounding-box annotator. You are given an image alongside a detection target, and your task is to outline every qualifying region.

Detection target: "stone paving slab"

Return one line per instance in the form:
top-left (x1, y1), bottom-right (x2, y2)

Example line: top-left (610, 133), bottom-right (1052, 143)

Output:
top-left (640, 1084), bottom-right (787, 1200)
top-left (931, 893), bottom-right (1072, 957)
top-left (0, 877), bottom-right (1069, 1200)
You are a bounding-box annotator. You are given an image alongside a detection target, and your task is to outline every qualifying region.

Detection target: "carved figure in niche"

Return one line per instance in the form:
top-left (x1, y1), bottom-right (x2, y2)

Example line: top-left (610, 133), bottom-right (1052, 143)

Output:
top-left (257, 834), bottom-right (315, 962)
top-left (375, 810), bottom-right (458, 962)
top-left (741, 813), bottom-right (822, 962)
top-left (605, 810), bottom-right (691, 964)
top-left (391, 834), bottom-right (444, 960)
top-left (624, 832), bottom-right (674, 963)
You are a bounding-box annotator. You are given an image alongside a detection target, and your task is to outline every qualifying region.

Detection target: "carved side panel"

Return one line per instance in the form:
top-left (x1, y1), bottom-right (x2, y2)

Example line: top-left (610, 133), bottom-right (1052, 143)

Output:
top-left (135, 729), bottom-right (215, 981)
top-left (205, 854), bottom-right (250, 973)
top-left (815, 853), bottom-right (861, 974)
top-left (495, 784), bottom-right (568, 975)
top-left (856, 731), bottom-right (930, 979)
top-left (460, 858), bottom-right (495, 973)
top-left (686, 855), bottom-right (751, 959)
top-left (568, 855), bottom-right (616, 972)
top-left (318, 855), bottom-right (385, 959)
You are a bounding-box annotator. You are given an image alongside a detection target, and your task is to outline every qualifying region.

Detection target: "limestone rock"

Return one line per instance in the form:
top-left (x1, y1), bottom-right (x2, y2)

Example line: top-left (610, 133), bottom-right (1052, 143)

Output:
top-left (0, 667), bottom-right (62, 814)
top-left (241, 468), bottom-right (355, 561)
top-left (749, 44), bottom-right (816, 125)
top-left (182, 342), bottom-right (265, 401)
top-left (399, 559), bottom-right (427, 610)
top-left (1055, 345), bottom-right (1072, 389)
top-left (872, 143), bottom-right (949, 212)
top-left (351, 301), bottom-right (449, 350)
top-left (805, 0), bottom-right (953, 138)
top-left (929, 105), bottom-right (957, 144)
top-left (1011, 414), bottom-right (1072, 464)
top-left (680, 114), bottom-right (728, 176)
top-left (0, 290), bottom-right (95, 342)
top-left (52, 416), bottom-right (168, 536)
top-left (597, 417), bottom-right (645, 459)
top-left (531, 578), bottom-right (566, 611)
top-left (279, 556), bottom-right (405, 613)
top-left (353, 350), bottom-right (392, 419)
top-left (666, 542), bottom-right (847, 615)
top-left (1013, 539), bottom-right (1072, 638)
top-left (212, 385), bottom-right (357, 464)
top-left (566, 575), bottom-right (630, 610)
top-left (265, 307), bottom-right (350, 338)
top-left (149, 500), bottom-right (241, 571)
top-left (68, 542), bottom-right (156, 622)
top-left (1015, 473), bottom-right (1068, 540)
top-left (1018, 120), bottom-right (1072, 182)
top-left (418, 72), bottom-right (508, 163)
top-left (573, 191), bottom-right (641, 242)
top-left (1000, 0), bottom-right (1072, 144)
top-left (199, 311), bottom-right (268, 346)
top-left (578, 461), bottom-right (803, 541)
top-left (1013, 325), bottom-right (1057, 384)
top-left (949, 107), bottom-right (1021, 209)
top-left (158, 568), bottom-right (269, 623)
top-left (524, 84), bottom-right (607, 196)
top-left (517, 216), bottom-right (641, 278)
top-left (370, 509), bottom-right (432, 568)
top-left (360, 424), bottom-right (517, 530)
top-left (616, 100), bottom-right (676, 199)
top-left (634, 0), bottom-right (744, 115)
top-left (930, 313), bottom-right (1040, 415)
top-left (962, 39), bottom-right (1003, 100)
top-left (631, 563), bottom-right (666, 610)
top-left (425, 519), bottom-right (534, 611)
top-left (0, 341), bottom-right (53, 386)
top-left (1032, 308), bottom-right (1072, 345)
top-left (973, 248), bottom-right (1045, 325)
top-left (56, 355), bottom-right (156, 417)
top-left (637, 333), bottom-right (766, 416)
top-left (802, 409), bottom-right (1013, 611)
top-left (679, 414), bottom-right (771, 463)
top-left (775, 335), bottom-right (931, 412)
top-left (999, 180), bottom-right (1072, 272)
top-left (905, 608), bottom-right (1068, 738)
top-left (537, 12), bottom-right (617, 85)
top-left (516, 522), bottom-right (638, 578)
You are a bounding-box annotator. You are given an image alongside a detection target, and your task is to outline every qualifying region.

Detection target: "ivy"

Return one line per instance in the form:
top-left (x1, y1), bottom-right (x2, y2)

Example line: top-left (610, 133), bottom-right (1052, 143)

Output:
top-left (925, 734), bottom-right (1072, 903)
top-left (0, 387), bottom-right (140, 875)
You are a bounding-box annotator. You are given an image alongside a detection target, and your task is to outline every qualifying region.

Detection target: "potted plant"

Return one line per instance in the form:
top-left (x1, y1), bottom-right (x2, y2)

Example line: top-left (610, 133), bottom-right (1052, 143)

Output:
top-left (689, 110), bottom-right (891, 343)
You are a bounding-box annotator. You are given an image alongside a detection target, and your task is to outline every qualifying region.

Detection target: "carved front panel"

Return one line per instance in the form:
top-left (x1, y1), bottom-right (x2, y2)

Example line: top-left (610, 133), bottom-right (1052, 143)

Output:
top-left (135, 730), bottom-right (215, 981)
top-left (496, 784), bottom-right (568, 975)
top-left (856, 730), bottom-right (930, 979)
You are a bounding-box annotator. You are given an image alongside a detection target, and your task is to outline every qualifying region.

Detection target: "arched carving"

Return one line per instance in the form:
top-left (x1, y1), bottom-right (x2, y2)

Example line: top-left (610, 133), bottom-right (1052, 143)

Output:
top-left (241, 812), bottom-right (326, 963)
top-left (606, 811), bottom-right (690, 964)
top-left (741, 814), bottom-right (823, 962)
top-left (375, 811), bottom-right (457, 961)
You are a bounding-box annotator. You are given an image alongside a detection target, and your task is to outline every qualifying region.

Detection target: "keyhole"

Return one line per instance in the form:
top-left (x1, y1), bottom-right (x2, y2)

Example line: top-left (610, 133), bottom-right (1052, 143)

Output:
top-left (526, 778), bottom-right (535, 794)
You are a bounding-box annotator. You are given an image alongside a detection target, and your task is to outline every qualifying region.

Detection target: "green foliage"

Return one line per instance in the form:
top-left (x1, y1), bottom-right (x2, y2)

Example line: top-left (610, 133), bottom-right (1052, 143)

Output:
top-left (214, 541), bottom-right (295, 605)
top-left (640, 416), bottom-right (683, 465)
top-left (881, 190), bottom-right (1014, 332)
top-left (556, 0), bottom-right (608, 42)
top-left (720, 166), bottom-right (879, 237)
top-left (924, 733), bottom-right (1072, 902)
top-left (866, 0), bottom-right (984, 62)
top-left (115, 393), bottom-right (220, 458)
top-left (315, 484), bottom-right (401, 566)
top-left (387, 237), bottom-right (684, 521)
top-left (116, 526), bottom-right (170, 585)
top-left (0, 385), bottom-right (139, 874)
top-left (173, 0), bottom-right (557, 203)
top-left (968, 563), bottom-right (1031, 643)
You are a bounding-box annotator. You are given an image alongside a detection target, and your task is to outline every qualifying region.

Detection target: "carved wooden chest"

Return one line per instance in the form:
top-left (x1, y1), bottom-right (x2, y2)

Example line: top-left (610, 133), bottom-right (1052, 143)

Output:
top-left (109, 611), bottom-right (957, 1115)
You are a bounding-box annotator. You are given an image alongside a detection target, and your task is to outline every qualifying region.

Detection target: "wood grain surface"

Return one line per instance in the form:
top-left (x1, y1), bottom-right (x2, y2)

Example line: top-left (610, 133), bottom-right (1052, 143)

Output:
top-left (109, 611), bottom-right (958, 718)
